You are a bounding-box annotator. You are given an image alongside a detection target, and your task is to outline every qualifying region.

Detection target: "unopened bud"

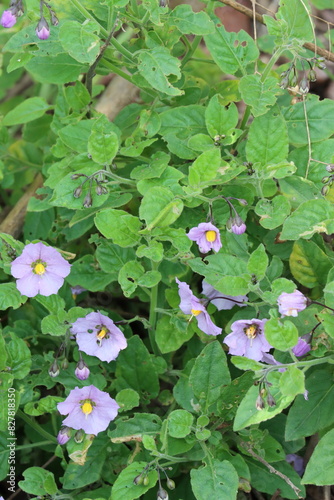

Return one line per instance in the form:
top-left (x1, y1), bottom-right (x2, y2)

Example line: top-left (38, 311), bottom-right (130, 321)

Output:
top-left (322, 176), bottom-right (330, 184)
top-left (74, 429), bottom-right (85, 443)
top-left (75, 359), bottom-right (90, 380)
top-left (61, 358), bottom-right (69, 370)
top-left (267, 393), bottom-right (276, 407)
top-left (255, 395), bottom-right (265, 410)
top-left (166, 478), bottom-right (175, 490)
top-left (157, 487), bottom-right (169, 500)
top-left (226, 215), bottom-right (246, 235)
top-left (71, 174), bottom-right (83, 180)
top-left (279, 76), bottom-right (289, 89)
top-left (83, 191), bottom-right (93, 208)
top-left (73, 186), bottom-right (82, 198)
top-left (308, 69), bottom-right (316, 82)
top-left (238, 198), bottom-right (248, 206)
top-left (0, 9), bottom-right (17, 27)
top-left (50, 10), bottom-right (59, 26)
top-left (290, 74), bottom-right (298, 87)
top-left (326, 164), bottom-right (334, 173)
top-left (36, 16), bottom-right (50, 40)
top-left (315, 58), bottom-right (326, 70)
top-left (96, 184), bottom-right (104, 196)
top-left (143, 476), bottom-right (149, 486)
top-left (133, 474), bottom-right (144, 485)
top-left (159, 0), bottom-right (168, 6)
top-left (57, 426), bottom-right (71, 445)
top-left (321, 185), bottom-right (330, 196)
top-left (299, 77), bottom-right (309, 94)
top-left (48, 360), bottom-right (59, 378)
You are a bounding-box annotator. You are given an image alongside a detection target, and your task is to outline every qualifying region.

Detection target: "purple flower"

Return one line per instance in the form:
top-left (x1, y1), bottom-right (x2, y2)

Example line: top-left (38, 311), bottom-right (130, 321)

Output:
top-left (224, 318), bottom-right (270, 361)
top-left (292, 338), bottom-right (311, 357)
top-left (11, 242), bottom-right (71, 297)
top-left (286, 454), bottom-right (305, 476)
top-left (36, 16), bottom-right (50, 40)
top-left (187, 222), bottom-right (222, 253)
top-left (226, 215), bottom-right (246, 235)
top-left (71, 311), bottom-right (127, 363)
top-left (277, 290), bottom-right (307, 317)
top-left (175, 278), bottom-right (222, 336)
top-left (57, 385), bottom-right (119, 435)
top-left (57, 426), bottom-right (71, 445)
top-left (71, 285), bottom-right (87, 298)
top-left (1, 9), bottom-right (16, 27)
top-left (202, 281), bottom-right (248, 310)
top-left (75, 358), bottom-right (90, 380)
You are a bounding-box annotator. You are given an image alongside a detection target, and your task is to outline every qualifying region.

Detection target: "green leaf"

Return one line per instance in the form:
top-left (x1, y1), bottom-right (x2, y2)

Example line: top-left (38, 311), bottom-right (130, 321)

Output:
top-left (25, 53), bottom-right (86, 84)
top-left (169, 4), bottom-right (215, 35)
top-left (3, 97), bottom-right (51, 126)
top-left (41, 311), bottom-right (68, 337)
top-left (255, 196), bottom-right (291, 229)
top-left (136, 241), bottom-right (164, 263)
top-left (156, 315), bottom-right (194, 354)
top-left (130, 152), bottom-right (170, 180)
top-left (0, 334), bottom-right (7, 371)
top-left (239, 75), bottom-right (280, 117)
top-left (205, 95), bottom-right (239, 138)
top-left (115, 389), bottom-right (140, 412)
top-left (88, 116), bottom-right (119, 165)
top-left (59, 20), bottom-right (100, 64)
top-left (204, 23), bottom-right (259, 75)
top-left (168, 409), bottom-right (194, 438)
top-left (137, 47), bottom-right (182, 96)
top-left (58, 121), bottom-right (93, 153)
top-left (190, 460), bottom-right (238, 500)
top-left (302, 428), bottom-right (334, 485)
top-left (19, 467), bottom-right (58, 496)
top-left (230, 357), bottom-right (265, 371)
top-left (118, 260), bottom-right (144, 297)
top-left (246, 108), bottom-right (288, 165)
top-left (276, 0), bottom-right (314, 43)
top-left (0, 283), bottom-right (27, 310)
top-left (110, 461), bottom-right (158, 500)
top-left (282, 98), bottom-right (334, 146)
top-left (285, 368), bottom-right (334, 440)
top-left (189, 342), bottom-right (231, 412)
top-left (289, 240), bottom-right (332, 288)
top-left (188, 148), bottom-right (221, 186)
top-left (6, 333), bottom-right (31, 380)
top-left (264, 318), bottom-right (298, 351)
top-left (279, 366), bottom-right (305, 398)
top-left (24, 395), bottom-right (64, 416)
top-left (247, 244), bottom-right (268, 280)
top-left (139, 187), bottom-right (183, 229)
top-left (33, 294), bottom-right (66, 314)
top-left (66, 254), bottom-right (114, 292)
top-left (280, 199), bottom-right (334, 240)
top-left (115, 336), bottom-right (160, 401)
top-left (109, 413), bottom-right (161, 441)
top-left (94, 209), bottom-right (142, 247)
top-left (96, 240), bottom-right (136, 278)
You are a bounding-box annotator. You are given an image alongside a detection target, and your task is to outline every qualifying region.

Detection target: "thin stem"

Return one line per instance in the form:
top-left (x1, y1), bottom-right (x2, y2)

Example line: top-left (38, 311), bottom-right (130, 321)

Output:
top-left (181, 35), bottom-right (202, 68)
top-left (148, 261), bottom-right (160, 356)
top-left (0, 440), bottom-right (53, 455)
top-left (261, 47), bottom-right (284, 83)
top-left (302, 96), bottom-right (312, 179)
top-left (311, 300), bottom-right (334, 312)
top-left (261, 355), bottom-right (334, 375)
top-left (17, 409), bottom-right (58, 444)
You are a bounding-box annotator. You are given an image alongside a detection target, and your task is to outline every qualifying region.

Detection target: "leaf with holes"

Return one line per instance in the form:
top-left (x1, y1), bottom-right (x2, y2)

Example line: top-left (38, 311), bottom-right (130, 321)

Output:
top-left (137, 47), bottom-right (182, 96)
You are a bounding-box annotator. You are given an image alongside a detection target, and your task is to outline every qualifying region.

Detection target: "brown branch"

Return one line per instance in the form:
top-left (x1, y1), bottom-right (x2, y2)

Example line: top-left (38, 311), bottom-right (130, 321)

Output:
top-left (218, 0), bottom-right (334, 63)
top-left (240, 441), bottom-right (303, 499)
top-left (0, 173), bottom-right (43, 238)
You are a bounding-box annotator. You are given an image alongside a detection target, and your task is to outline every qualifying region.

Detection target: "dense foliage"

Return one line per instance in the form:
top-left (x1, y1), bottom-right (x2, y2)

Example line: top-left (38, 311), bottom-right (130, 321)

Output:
top-left (0, 0), bottom-right (334, 498)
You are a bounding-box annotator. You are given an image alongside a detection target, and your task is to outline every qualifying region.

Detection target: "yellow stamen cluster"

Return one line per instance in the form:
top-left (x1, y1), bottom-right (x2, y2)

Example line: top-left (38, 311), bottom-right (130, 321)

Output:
top-left (34, 263), bottom-right (46, 275)
top-left (205, 230), bottom-right (216, 242)
top-left (97, 327), bottom-right (108, 340)
top-left (191, 309), bottom-right (202, 316)
top-left (81, 400), bottom-right (93, 415)
top-left (244, 325), bottom-right (257, 339)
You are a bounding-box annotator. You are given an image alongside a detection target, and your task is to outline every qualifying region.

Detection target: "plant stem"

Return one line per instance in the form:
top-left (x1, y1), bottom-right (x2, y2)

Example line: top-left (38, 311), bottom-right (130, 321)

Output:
top-left (261, 48), bottom-right (284, 83)
top-left (261, 354), bottom-right (334, 375)
top-left (0, 440), bottom-right (54, 455)
top-left (148, 261), bottom-right (160, 355)
top-left (181, 35), bottom-right (202, 67)
top-left (17, 409), bottom-right (58, 444)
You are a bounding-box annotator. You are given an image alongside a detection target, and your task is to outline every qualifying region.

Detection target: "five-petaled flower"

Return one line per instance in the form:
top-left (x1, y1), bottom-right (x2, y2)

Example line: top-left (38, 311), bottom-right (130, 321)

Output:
top-left (277, 290), bottom-right (307, 317)
top-left (224, 318), bottom-right (270, 361)
top-left (202, 281), bottom-right (248, 310)
top-left (11, 242), bottom-right (71, 297)
top-left (187, 222), bottom-right (222, 253)
top-left (57, 385), bottom-right (119, 435)
top-left (176, 278), bottom-right (222, 336)
top-left (71, 311), bottom-right (127, 363)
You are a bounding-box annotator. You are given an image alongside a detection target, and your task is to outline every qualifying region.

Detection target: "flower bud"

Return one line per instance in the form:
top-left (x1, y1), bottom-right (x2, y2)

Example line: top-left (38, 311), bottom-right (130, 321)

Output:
top-left (308, 69), bottom-right (316, 82)
top-left (159, 0), bottom-right (168, 6)
top-left (279, 75), bottom-right (289, 89)
top-left (49, 360), bottom-right (59, 378)
top-left (73, 186), bottom-right (82, 198)
top-left (75, 359), bottom-right (90, 380)
top-left (71, 174), bottom-right (83, 180)
top-left (255, 394), bottom-right (265, 410)
top-left (166, 478), bottom-right (175, 490)
top-left (61, 358), bottom-right (69, 370)
top-left (326, 164), bottom-right (334, 173)
top-left (267, 393), bottom-right (276, 407)
top-left (315, 58), bottom-right (326, 70)
top-left (1, 9), bottom-right (17, 28)
top-left (227, 215), bottom-right (246, 235)
top-left (74, 429), bottom-right (85, 443)
top-left (133, 474), bottom-right (144, 485)
top-left (157, 488), bottom-right (169, 500)
top-left (83, 191), bottom-right (93, 208)
top-left (36, 16), bottom-right (50, 40)
top-left (290, 73), bottom-right (298, 87)
top-left (321, 185), bottom-right (330, 196)
top-left (299, 77), bottom-right (309, 95)
top-left (322, 176), bottom-right (330, 184)
top-left (143, 476), bottom-right (149, 486)
top-left (57, 426), bottom-right (71, 445)
top-left (96, 184), bottom-right (104, 196)
top-left (50, 10), bottom-right (59, 26)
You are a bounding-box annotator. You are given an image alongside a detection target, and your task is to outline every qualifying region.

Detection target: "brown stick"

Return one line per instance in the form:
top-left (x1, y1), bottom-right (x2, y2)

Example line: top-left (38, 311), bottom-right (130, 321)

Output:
top-left (0, 173), bottom-right (43, 238)
top-left (218, 0), bottom-right (334, 63)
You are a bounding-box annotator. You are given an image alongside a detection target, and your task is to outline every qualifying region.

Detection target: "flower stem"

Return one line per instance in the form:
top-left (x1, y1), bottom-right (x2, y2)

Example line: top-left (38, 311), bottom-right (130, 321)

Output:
top-left (148, 261), bottom-right (160, 356)
top-left (17, 409), bottom-right (58, 444)
top-left (261, 354), bottom-right (334, 375)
